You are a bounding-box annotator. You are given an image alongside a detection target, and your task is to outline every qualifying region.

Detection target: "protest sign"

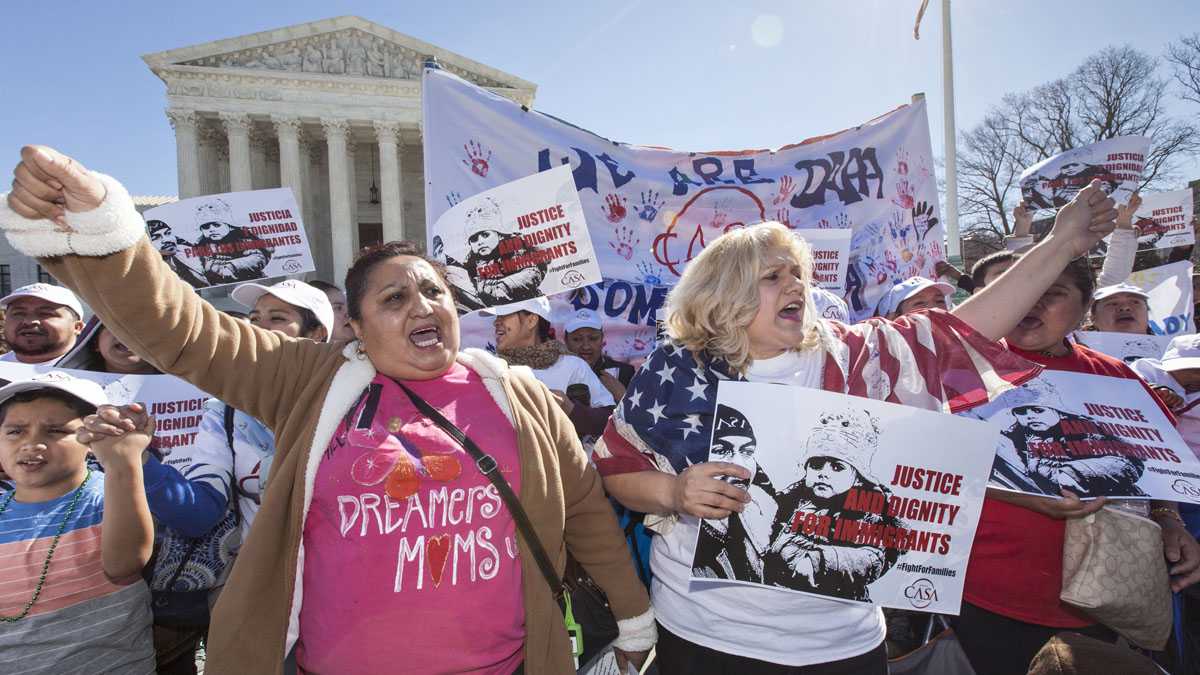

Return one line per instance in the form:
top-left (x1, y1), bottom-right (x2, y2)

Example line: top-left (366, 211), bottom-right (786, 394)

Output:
top-left (1130, 189), bottom-right (1196, 252)
top-left (423, 67), bottom-right (943, 327)
top-left (1019, 136), bottom-right (1148, 210)
top-left (689, 381), bottom-right (997, 614)
top-left (143, 187), bottom-right (314, 290)
top-left (430, 165), bottom-right (601, 311)
top-left (797, 229), bottom-right (852, 291)
top-left (1126, 260), bottom-right (1195, 336)
top-left (0, 362), bottom-right (210, 456)
top-left (1074, 331), bottom-right (1172, 364)
top-left (961, 370), bottom-right (1200, 503)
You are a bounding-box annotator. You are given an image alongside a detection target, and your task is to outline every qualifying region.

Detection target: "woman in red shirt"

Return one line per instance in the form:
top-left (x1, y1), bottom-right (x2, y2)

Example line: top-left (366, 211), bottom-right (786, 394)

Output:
top-left (957, 255), bottom-right (1200, 674)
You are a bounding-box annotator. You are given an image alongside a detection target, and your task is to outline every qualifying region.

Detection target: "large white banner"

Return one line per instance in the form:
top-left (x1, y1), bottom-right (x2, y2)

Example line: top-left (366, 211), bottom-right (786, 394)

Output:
top-left (0, 363), bottom-right (210, 455)
top-left (1126, 260), bottom-right (1195, 336)
top-left (1019, 136), bottom-right (1149, 210)
top-left (423, 67), bottom-right (943, 330)
top-left (961, 371), bottom-right (1200, 503)
top-left (689, 382), bottom-right (996, 614)
top-left (144, 187), bottom-right (314, 290)
top-left (431, 165), bottom-right (601, 311)
top-left (1131, 189), bottom-right (1196, 252)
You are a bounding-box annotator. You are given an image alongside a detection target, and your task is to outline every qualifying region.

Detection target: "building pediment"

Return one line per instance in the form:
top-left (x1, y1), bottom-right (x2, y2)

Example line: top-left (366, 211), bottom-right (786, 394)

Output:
top-left (142, 15), bottom-right (535, 94)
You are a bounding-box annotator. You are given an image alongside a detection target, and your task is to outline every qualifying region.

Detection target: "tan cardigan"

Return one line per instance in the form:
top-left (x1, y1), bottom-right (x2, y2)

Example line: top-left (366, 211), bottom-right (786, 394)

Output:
top-left (19, 177), bottom-right (650, 674)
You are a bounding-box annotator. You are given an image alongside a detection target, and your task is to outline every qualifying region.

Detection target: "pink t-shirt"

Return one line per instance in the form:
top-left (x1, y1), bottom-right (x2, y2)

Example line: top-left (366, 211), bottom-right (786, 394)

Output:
top-left (297, 363), bottom-right (525, 674)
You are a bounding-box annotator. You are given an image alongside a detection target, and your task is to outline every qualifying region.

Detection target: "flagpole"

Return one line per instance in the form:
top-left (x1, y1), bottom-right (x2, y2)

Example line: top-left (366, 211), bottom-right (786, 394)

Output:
top-left (941, 0), bottom-right (961, 260)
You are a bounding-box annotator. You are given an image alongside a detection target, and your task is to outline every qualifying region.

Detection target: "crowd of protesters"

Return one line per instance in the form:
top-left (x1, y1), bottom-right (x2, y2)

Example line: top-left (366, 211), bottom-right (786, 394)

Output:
top-left (1, 143), bottom-right (1199, 675)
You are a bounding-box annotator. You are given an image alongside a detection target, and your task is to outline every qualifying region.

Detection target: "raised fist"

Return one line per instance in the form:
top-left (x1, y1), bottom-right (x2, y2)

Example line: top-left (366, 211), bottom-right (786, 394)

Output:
top-left (8, 146), bottom-right (107, 228)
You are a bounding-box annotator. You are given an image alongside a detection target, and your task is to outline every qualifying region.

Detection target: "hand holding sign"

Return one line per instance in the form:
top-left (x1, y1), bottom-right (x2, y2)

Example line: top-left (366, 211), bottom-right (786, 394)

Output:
top-left (8, 146), bottom-right (107, 227)
top-left (1050, 179), bottom-right (1118, 259)
top-left (673, 462), bottom-right (752, 519)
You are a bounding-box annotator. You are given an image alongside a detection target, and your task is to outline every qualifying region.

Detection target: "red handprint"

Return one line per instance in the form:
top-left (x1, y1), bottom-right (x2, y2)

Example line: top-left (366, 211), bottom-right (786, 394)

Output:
top-left (710, 201), bottom-right (728, 230)
top-left (602, 193), bottom-right (628, 223)
top-left (775, 208), bottom-right (795, 229)
top-left (773, 175), bottom-right (796, 205)
top-left (609, 225), bottom-right (640, 261)
top-left (462, 140), bottom-right (492, 177)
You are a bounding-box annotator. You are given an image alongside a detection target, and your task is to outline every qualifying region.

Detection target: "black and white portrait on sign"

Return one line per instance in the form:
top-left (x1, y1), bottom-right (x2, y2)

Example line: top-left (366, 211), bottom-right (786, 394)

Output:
top-left (691, 382), bottom-right (1000, 613)
top-left (141, 188), bottom-right (316, 291)
top-left (762, 409), bottom-right (904, 602)
top-left (963, 370), bottom-right (1200, 502)
top-left (692, 405), bottom-right (779, 583)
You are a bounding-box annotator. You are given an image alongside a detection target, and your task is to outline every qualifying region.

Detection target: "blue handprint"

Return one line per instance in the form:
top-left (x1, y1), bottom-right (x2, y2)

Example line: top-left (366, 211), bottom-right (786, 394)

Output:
top-left (636, 190), bottom-right (665, 222)
top-left (636, 261), bottom-right (666, 286)
top-left (446, 191), bottom-right (462, 207)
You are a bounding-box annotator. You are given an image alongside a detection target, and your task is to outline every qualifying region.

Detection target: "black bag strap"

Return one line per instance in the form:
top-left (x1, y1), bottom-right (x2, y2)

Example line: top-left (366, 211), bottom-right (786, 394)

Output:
top-left (223, 404), bottom-right (244, 525)
top-left (163, 537), bottom-right (202, 592)
top-left (392, 380), bottom-right (565, 598)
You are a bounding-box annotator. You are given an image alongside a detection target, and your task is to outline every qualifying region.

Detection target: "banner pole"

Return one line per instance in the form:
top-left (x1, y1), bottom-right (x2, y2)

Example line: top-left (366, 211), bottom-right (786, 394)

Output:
top-left (941, 0), bottom-right (961, 261)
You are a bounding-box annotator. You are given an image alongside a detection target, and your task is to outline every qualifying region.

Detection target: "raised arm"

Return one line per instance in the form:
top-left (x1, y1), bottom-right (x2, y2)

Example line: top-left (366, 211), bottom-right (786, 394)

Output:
top-left (1095, 193), bottom-right (1141, 287)
top-left (2, 146), bottom-right (330, 429)
top-left (952, 181), bottom-right (1117, 341)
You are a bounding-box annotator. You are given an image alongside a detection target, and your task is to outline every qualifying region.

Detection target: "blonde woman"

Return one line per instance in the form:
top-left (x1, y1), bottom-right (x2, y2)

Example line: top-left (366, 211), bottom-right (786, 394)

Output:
top-left (595, 183), bottom-right (1118, 675)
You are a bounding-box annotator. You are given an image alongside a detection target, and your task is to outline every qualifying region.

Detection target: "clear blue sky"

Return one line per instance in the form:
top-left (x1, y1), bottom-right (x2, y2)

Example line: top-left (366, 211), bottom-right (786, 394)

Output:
top-left (2, 0), bottom-right (1198, 197)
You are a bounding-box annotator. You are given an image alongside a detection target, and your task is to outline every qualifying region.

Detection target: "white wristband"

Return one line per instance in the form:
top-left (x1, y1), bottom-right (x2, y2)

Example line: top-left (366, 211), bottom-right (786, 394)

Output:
top-left (613, 607), bottom-right (657, 652)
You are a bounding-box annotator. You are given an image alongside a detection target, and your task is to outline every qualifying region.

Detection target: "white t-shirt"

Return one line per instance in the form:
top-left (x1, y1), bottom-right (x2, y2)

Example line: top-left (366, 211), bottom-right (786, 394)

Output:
top-left (0, 351), bottom-right (60, 365)
top-left (649, 348), bottom-right (886, 666)
top-left (531, 354), bottom-right (616, 407)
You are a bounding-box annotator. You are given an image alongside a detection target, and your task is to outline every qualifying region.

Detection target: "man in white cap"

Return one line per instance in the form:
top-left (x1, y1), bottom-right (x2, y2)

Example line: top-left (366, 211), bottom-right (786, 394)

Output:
top-left (0, 283), bottom-right (85, 364)
top-left (875, 276), bottom-right (954, 319)
top-left (1091, 283), bottom-right (1151, 334)
top-left (486, 298), bottom-right (616, 438)
top-left (563, 308), bottom-right (634, 399)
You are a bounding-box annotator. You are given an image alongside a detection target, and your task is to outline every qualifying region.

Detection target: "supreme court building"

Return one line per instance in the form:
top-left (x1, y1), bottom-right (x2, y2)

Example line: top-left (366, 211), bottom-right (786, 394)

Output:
top-left (0, 16), bottom-right (536, 294)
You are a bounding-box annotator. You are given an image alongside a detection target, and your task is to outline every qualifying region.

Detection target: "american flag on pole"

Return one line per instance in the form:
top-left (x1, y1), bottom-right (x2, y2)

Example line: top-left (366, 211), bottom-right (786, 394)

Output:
top-left (595, 310), bottom-right (1041, 503)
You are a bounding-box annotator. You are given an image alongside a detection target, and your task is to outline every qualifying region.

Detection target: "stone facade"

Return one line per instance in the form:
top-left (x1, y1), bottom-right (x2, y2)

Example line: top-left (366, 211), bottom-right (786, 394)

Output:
top-left (143, 15), bottom-right (537, 285)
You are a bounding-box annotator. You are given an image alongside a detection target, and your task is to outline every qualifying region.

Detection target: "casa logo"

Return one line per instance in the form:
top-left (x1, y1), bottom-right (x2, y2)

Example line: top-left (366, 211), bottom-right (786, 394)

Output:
top-left (903, 578), bottom-right (938, 609)
top-left (560, 270), bottom-right (586, 288)
top-left (1172, 478), bottom-right (1200, 499)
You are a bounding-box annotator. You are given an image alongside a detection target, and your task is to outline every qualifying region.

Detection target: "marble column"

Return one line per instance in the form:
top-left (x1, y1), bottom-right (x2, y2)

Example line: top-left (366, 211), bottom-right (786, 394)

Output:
top-left (347, 136), bottom-right (360, 254)
top-left (272, 116), bottom-right (305, 215)
top-left (374, 121), bottom-right (404, 243)
top-left (166, 109), bottom-right (201, 199)
top-left (321, 118), bottom-right (355, 283)
top-left (220, 113), bottom-right (253, 192)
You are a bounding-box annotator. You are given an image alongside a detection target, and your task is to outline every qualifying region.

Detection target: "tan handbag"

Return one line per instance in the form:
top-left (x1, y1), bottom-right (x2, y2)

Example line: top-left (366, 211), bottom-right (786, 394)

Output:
top-left (1059, 505), bottom-right (1172, 650)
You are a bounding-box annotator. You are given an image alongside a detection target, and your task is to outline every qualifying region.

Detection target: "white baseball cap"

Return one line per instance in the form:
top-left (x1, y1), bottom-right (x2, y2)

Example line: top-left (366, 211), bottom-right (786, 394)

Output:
top-left (0, 371), bottom-right (108, 410)
top-left (481, 297), bottom-right (553, 322)
top-left (1093, 283), bottom-right (1150, 304)
top-left (1159, 334), bottom-right (1200, 372)
top-left (875, 277), bottom-right (954, 317)
top-left (564, 309), bottom-right (603, 335)
top-left (231, 280), bottom-right (335, 342)
top-left (0, 283), bottom-right (84, 320)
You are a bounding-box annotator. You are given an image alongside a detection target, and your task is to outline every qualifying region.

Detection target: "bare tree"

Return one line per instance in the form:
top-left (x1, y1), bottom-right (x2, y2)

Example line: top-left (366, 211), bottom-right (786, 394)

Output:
top-left (1167, 33), bottom-right (1200, 106)
top-left (958, 45), bottom-right (1200, 242)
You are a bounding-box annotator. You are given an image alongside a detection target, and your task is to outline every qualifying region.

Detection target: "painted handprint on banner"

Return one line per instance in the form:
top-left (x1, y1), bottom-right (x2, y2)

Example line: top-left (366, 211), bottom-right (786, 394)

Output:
top-left (834, 212), bottom-right (852, 229)
top-left (775, 208), bottom-right (794, 229)
top-left (609, 224), bottom-right (641, 261)
top-left (636, 260), bottom-right (666, 286)
top-left (773, 175), bottom-right (795, 206)
top-left (888, 210), bottom-right (915, 253)
top-left (445, 191), bottom-right (462, 208)
top-left (911, 201), bottom-right (939, 241)
top-left (462, 140), bottom-right (492, 177)
top-left (603, 193), bottom-right (628, 223)
top-left (622, 327), bottom-right (656, 355)
top-left (891, 149), bottom-right (915, 210)
top-left (711, 199), bottom-right (729, 231)
top-left (636, 190), bottom-right (665, 222)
